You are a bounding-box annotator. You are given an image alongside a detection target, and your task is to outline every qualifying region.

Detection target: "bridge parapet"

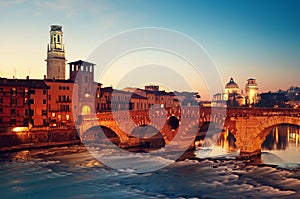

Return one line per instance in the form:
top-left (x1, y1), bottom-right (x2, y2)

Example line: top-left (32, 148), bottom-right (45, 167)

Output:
top-left (77, 107), bottom-right (300, 158)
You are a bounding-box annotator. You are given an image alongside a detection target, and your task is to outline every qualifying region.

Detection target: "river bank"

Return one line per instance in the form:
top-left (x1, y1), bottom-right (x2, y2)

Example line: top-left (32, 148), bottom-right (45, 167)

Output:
top-left (0, 127), bottom-right (80, 152)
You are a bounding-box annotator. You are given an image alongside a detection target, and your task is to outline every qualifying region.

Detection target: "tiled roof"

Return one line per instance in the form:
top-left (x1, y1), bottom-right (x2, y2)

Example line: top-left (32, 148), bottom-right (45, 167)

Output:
top-left (0, 78), bottom-right (49, 89)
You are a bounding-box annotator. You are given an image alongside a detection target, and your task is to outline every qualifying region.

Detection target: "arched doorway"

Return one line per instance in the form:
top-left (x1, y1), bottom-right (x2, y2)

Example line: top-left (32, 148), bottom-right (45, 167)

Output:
top-left (82, 105), bottom-right (91, 115)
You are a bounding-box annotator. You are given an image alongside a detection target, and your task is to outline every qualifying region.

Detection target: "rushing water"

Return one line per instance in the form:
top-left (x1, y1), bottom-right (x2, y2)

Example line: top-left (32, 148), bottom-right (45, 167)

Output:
top-left (1, 125), bottom-right (300, 198)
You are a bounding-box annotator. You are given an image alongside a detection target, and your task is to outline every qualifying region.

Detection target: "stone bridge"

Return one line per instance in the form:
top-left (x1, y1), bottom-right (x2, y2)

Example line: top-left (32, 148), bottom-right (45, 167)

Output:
top-left (77, 106), bottom-right (300, 157)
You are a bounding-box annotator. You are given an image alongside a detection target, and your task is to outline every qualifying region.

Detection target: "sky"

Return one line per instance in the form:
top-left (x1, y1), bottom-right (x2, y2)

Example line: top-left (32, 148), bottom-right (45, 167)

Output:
top-left (0, 0), bottom-right (299, 99)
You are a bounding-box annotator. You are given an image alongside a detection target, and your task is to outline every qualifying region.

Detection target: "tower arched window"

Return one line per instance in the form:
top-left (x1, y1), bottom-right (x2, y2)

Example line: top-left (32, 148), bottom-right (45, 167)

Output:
top-left (57, 35), bottom-right (60, 43)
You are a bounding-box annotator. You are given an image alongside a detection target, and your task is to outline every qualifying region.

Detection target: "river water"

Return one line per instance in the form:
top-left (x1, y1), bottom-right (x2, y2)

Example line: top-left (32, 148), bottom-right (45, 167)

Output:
top-left (1, 125), bottom-right (300, 199)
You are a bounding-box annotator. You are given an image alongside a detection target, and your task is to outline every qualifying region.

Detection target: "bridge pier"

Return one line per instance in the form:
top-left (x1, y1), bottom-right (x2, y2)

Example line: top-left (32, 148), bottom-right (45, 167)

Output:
top-left (233, 116), bottom-right (265, 159)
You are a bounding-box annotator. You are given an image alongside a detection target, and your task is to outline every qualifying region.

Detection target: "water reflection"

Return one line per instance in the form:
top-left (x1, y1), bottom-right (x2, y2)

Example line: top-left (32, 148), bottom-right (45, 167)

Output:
top-left (262, 125), bottom-right (300, 150)
top-left (262, 125), bottom-right (300, 167)
top-left (195, 128), bottom-right (238, 158)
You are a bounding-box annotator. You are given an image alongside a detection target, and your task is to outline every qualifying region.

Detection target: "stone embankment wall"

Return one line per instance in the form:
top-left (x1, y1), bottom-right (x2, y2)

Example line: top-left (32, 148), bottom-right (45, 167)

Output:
top-left (0, 127), bottom-right (80, 152)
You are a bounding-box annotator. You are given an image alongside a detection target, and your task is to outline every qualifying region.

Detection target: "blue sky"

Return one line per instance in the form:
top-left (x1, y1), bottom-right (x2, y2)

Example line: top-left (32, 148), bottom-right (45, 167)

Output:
top-left (0, 0), bottom-right (299, 98)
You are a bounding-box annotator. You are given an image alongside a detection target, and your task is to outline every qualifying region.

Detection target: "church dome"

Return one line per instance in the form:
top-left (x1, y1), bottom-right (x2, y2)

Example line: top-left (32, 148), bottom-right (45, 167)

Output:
top-left (225, 78), bottom-right (239, 89)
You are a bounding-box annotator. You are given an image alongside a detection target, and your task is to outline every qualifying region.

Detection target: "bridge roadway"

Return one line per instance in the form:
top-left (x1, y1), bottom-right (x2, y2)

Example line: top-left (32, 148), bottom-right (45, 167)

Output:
top-left (77, 106), bottom-right (300, 158)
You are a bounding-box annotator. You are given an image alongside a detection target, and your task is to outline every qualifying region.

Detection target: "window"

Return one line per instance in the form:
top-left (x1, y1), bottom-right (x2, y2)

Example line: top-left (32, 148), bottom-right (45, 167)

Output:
top-left (52, 112), bottom-right (56, 117)
top-left (57, 35), bottom-right (60, 43)
top-left (30, 109), bottom-right (34, 116)
top-left (24, 118), bottom-right (28, 126)
top-left (59, 86), bottom-right (62, 90)
top-left (30, 89), bottom-right (35, 94)
top-left (66, 115), bottom-right (70, 120)
top-left (43, 89), bottom-right (47, 95)
top-left (49, 104), bottom-right (51, 110)
top-left (10, 88), bottom-right (16, 95)
top-left (49, 95), bottom-right (51, 100)
top-left (25, 109), bottom-right (28, 116)
top-left (29, 99), bottom-right (34, 105)
top-left (11, 109), bottom-right (16, 115)
top-left (10, 119), bottom-right (16, 126)
top-left (43, 99), bottom-right (46, 104)
top-left (42, 110), bottom-right (47, 116)
top-left (0, 98), bottom-right (2, 103)
top-left (10, 98), bottom-right (17, 106)
top-left (24, 98), bottom-right (28, 105)
top-left (0, 108), bottom-right (2, 113)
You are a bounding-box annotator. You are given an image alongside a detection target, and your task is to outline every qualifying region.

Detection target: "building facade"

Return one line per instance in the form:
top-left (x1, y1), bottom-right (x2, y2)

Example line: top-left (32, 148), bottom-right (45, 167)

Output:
top-left (69, 60), bottom-right (100, 116)
top-left (44, 79), bottom-right (75, 127)
top-left (0, 78), bottom-right (48, 132)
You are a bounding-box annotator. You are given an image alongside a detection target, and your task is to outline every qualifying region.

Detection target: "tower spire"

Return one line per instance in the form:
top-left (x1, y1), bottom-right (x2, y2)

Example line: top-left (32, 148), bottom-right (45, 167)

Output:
top-left (45, 25), bottom-right (66, 80)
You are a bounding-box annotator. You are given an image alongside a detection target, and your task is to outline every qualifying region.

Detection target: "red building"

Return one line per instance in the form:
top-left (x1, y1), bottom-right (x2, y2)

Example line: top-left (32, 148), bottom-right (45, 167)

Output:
top-left (44, 78), bottom-right (75, 127)
top-left (0, 77), bottom-right (48, 132)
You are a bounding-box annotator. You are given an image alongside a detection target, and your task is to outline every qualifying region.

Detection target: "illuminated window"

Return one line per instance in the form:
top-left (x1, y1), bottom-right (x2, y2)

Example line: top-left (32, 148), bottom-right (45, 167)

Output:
top-left (66, 115), bottom-right (70, 120)
top-left (52, 112), bottom-right (56, 117)
top-left (58, 114), bottom-right (62, 120)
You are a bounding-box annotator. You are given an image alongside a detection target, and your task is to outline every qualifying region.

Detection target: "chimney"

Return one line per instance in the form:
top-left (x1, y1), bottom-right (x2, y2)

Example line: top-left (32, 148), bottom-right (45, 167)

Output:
top-left (26, 76), bottom-right (29, 80)
top-left (44, 75), bottom-right (46, 80)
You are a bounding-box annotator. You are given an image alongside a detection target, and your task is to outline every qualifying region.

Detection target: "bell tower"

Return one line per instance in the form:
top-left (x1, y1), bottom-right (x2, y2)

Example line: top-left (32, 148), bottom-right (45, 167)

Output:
top-left (46, 25), bottom-right (66, 79)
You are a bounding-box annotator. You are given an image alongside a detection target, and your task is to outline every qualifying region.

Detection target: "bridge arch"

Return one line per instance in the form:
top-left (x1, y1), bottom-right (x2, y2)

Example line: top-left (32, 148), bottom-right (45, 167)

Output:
top-left (82, 125), bottom-right (121, 146)
top-left (193, 122), bottom-right (235, 150)
top-left (230, 115), bottom-right (300, 156)
top-left (257, 116), bottom-right (300, 148)
top-left (130, 125), bottom-right (165, 149)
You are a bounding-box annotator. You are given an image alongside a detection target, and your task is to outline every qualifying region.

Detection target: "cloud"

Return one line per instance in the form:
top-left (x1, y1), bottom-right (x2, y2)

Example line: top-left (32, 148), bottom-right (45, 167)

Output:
top-left (33, 0), bottom-right (76, 18)
top-left (0, 0), bottom-right (26, 7)
top-left (32, 0), bottom-right (111, 18)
